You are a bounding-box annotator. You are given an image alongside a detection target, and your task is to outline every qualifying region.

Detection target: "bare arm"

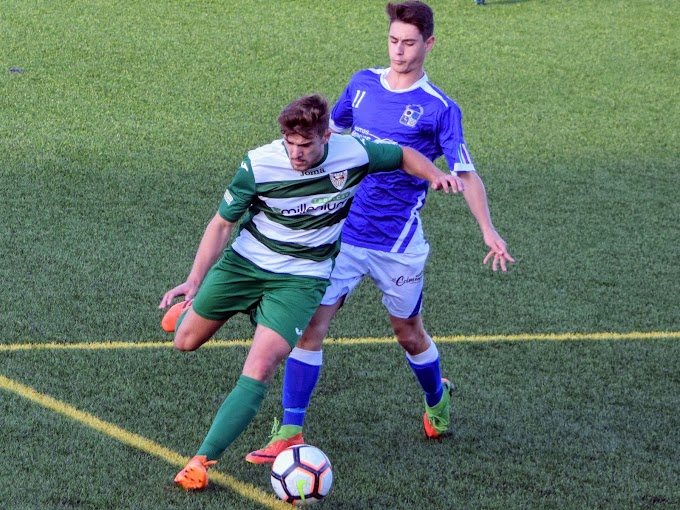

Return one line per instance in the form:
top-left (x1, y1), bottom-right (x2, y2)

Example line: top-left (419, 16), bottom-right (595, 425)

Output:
top-left (400, 146), bottom-right (465, 193)
top-left (159, 212), bottom-right (235, 308)
top-left (459, 171), bottom-right (515, 272)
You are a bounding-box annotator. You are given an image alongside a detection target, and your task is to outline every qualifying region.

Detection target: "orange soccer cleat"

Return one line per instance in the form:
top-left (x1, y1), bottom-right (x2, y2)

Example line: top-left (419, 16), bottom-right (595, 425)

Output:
top-left (161, 299), bottom-right (193, 333)
top-left (246, 420), bottom-right (305, 465)
top-left (245, 433), bottom-right (305, 464)
top-left (174, 455), bottom-right (217, 490)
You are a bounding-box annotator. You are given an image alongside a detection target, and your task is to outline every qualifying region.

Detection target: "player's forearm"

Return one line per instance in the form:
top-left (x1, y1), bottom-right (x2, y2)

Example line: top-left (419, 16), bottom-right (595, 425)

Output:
top-left (460, 172), bottom-right (496, 235)
top-left (186, 213), bottom-right (234, 285)
top-left (400, 146), bottom-right (447, 182)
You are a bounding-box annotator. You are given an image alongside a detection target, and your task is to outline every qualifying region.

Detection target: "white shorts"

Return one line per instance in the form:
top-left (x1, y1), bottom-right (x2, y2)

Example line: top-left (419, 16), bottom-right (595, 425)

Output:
top-left (321, 242), bottom-right (430, 319)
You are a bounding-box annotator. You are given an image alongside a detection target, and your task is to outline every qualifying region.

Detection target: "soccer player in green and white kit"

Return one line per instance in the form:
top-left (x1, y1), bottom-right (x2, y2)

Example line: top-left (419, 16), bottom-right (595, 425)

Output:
top-left (159, 94), bottom-right (465, 490)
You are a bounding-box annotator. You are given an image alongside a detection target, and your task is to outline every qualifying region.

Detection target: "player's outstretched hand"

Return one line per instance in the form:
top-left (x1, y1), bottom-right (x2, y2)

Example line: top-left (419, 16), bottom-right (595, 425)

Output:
top-left (430, 173), bottom-right (465, 193)
top-left (159, 281), bottom-right (198, 309)
top-left (482, 234), bottom-right (515, 273)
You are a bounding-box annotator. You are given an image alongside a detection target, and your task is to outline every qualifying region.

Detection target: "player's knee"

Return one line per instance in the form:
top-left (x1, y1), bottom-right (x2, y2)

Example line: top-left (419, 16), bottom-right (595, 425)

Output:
top-left (397, 335), bottom-right (429, 355)
top-left (393, 321), bottom-right (429, 354)
top-left (297, 332), bottom-right (324, 350)
top-left (242, 358), bottom-right (280, 383)
top-left (173, 331), bottom-right (199, 352)
top-left (299, 313), bottom-right (333, 347)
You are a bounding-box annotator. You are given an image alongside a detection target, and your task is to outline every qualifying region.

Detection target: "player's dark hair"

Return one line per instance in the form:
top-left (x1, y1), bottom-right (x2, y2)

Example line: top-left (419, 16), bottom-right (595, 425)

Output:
top-left (386, 1), bottom-right (434, 40)
top-left (278, 94), bottom-right (330, 139)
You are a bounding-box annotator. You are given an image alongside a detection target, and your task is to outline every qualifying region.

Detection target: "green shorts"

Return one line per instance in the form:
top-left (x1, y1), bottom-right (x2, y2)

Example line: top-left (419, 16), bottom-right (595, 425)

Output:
top-left (192, 249), bottom-right (330, 348)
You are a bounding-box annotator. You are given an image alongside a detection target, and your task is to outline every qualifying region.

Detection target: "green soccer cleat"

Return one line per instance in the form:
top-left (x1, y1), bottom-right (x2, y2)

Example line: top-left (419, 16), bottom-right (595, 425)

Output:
top-left (423, 378), bottom-right (455, 438)
top-left (245, 418), bottom-right (305, 464)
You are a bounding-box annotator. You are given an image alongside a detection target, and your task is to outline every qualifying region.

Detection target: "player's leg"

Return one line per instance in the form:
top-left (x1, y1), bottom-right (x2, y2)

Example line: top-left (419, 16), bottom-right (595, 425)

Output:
top-left (175, 252), bottom-right (307, 488)
top-left (391, 313), bottom-right (443, 403)
top-left (246, 245), bottom-right (366, 464)
top-left (169, 251), bottom-right (251, 351)
top-left (244, 300), bottom-right (344, 464)
top-left (390, 314), bottom-right (453, 438)
top-left (173, 306), bottom-right (225, 351)
top-left (198, 325), bottom-right (292, 460)
top-left (390, 314), bottom-right (443, 404)
top-left (282, 246), bottom-right (368, 427)
top-left (176, 324), bottom-right (289, 489)
top-left (370, 248), bottom-right (454, 438)
top-left (283, 301), bottom-right (342, 424)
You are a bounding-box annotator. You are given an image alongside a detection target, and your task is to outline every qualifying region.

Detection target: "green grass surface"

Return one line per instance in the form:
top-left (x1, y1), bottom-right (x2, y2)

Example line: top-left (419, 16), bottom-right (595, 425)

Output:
top-left (1, 0), bottom-right (679, 508)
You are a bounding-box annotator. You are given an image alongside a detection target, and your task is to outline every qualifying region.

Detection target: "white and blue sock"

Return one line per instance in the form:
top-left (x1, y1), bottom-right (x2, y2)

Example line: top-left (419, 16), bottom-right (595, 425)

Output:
top-left (282, 347), bottom-right (323, 427)
top-left (406, 338), bottom-right (444, 407)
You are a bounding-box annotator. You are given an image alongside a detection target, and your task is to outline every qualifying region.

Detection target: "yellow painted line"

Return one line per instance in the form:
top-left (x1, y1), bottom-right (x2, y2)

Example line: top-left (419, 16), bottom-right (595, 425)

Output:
top-left (0, 340), bottom-right (248, 352)
top-left (1, 331), bottom-right (679, 352)
top-left (332, 330), bottom-right (680, 345)
top-left (0, 373), bottom-right (292, 510)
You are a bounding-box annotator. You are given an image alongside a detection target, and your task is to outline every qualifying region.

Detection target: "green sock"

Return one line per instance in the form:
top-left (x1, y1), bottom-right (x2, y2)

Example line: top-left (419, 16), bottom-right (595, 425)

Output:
top-left (197, 375), bottom-right (268, 461)
top-left (175, 308), bottom-right (189, 331)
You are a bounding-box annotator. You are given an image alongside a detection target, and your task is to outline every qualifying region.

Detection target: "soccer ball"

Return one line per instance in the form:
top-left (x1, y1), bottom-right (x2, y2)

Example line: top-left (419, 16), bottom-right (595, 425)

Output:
top-left (270, 444), bottom-right (333, 506)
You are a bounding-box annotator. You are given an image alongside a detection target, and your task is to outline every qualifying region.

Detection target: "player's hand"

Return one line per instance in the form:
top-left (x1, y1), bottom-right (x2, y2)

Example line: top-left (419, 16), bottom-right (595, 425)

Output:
top-left (159, 281), bottom-right (198, 309)
top-left (430, 173), bottom-right (464, 193)
top-left (482, 234), bottom-right (515, 273)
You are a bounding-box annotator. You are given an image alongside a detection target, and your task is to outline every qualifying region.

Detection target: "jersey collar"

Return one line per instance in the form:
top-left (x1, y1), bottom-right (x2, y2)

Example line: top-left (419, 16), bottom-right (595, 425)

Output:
top-left (380, 68), bottom-right (429, 93)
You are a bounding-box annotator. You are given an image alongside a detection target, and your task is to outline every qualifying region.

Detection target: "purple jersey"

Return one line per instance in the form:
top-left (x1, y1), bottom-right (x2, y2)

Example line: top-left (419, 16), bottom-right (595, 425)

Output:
top-left (331, 68), bottom-right (475, 253)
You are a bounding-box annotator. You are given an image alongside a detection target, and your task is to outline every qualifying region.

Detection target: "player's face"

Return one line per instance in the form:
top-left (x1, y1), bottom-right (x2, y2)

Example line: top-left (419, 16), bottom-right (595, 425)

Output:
top-left (388, 21), bottom-right (434, 76)
top-left (283, 131), bottom-right (330, 172)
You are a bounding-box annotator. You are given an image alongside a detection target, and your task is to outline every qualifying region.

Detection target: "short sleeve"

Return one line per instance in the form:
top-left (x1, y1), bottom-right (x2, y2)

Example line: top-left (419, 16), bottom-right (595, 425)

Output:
top-left (438, 103), bottom-right (475, 173)
top-left (330, 78), bottom-right (357, 133)
top-left (218, 157), bottom-right (257, 222)
top-left (354, 138), bottom-right (404, 174)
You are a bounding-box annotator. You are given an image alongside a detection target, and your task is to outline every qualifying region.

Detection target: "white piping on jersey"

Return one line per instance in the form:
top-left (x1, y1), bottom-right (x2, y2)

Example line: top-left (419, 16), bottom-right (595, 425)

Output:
top-left (375, 68), bottom-right (449, 107)
top-left (390, 190), bottom-right (427, 253)
top-left (419, 81), bottom-right (449, 107)
top-left (453, 143), bottom-right (476, 172)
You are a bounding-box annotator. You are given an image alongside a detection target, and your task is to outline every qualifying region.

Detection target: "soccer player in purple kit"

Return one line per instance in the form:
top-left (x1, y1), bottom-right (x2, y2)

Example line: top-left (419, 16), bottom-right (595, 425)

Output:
top-left (246, 1), bottom-right (514, 464)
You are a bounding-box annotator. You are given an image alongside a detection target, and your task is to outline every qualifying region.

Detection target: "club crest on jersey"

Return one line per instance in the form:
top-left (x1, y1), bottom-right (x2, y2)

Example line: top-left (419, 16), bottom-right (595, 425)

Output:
top-left (400, 104), bottom-right (423, 128)
top-left (330, 170), bottom-right (348, 190)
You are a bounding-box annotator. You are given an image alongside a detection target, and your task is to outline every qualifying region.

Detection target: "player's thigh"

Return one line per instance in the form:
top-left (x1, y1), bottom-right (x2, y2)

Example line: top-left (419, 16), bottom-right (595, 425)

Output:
top-left (192, 250), bottom-right (264, 321)
top-left (254, 275), bottom-right (330, 348)
top-left (369, 249), bottom-right (429, 319)
top-left (321, 243), bottom-right (369, 306)
top-left (174, 307), bottom-right (225, 351)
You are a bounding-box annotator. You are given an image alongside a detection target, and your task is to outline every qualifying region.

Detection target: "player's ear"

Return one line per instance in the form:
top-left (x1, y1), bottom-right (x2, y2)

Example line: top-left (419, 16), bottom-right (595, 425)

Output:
top-left (425, 35), bottom-right (435, 52)
top-left (322, 129), bottom-right (332, 143)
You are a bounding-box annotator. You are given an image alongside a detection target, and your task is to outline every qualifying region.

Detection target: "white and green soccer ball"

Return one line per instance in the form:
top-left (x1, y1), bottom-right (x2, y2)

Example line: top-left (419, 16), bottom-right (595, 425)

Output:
top-left (271, 444), bottom-right (333, 506)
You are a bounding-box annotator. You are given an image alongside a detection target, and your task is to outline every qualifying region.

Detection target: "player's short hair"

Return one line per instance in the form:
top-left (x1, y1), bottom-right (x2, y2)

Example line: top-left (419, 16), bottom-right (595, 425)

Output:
top-left (386, 1), bottom-right (434, 40)
top-left (278, 94), bottom-right (330, 139)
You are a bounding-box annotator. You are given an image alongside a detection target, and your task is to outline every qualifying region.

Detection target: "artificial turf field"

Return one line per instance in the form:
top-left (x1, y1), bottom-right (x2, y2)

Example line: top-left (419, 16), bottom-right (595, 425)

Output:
top-left (1, 0), bottom-right (678, 508)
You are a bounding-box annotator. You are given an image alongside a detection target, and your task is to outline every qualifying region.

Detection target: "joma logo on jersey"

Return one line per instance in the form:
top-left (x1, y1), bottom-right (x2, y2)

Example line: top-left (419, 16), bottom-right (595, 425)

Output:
top-left (400, 104), bottom-right (423, 128)
top-left (301, 167), bottom-right (325, 176)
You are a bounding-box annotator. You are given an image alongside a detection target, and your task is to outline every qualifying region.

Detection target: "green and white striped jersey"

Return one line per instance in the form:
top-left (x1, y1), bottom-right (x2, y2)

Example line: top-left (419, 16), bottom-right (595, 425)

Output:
top-left (218, 133), bottom-right (403, 278)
